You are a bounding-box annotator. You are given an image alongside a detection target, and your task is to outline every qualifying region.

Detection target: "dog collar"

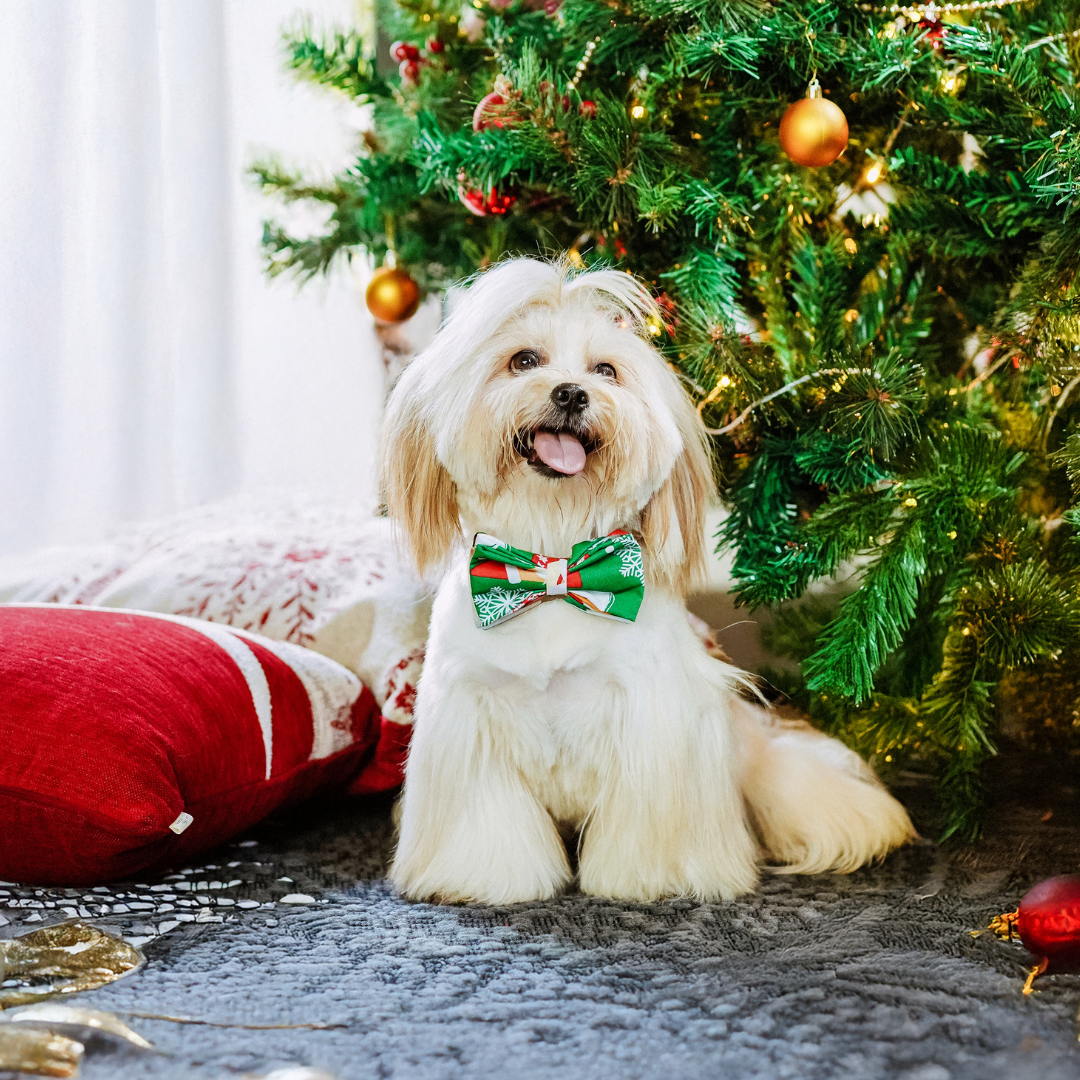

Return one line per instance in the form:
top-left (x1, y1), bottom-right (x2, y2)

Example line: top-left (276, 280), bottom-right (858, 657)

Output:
top-left (468, 531), bottom-right (645, 629)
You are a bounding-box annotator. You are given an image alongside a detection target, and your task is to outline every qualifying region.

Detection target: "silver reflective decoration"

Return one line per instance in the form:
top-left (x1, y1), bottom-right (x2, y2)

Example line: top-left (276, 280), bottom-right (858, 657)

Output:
top-left (5, 1003), bottom-right (153, 1049)
top-left (245, 1070), bottom-right (341, 1080)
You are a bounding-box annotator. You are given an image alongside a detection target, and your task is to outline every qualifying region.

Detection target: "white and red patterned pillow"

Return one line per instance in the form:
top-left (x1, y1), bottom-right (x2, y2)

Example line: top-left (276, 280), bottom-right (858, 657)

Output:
top-left (0, 498), bottom-right (732, 809)
top-left (0, 604), bottom-right (381, 885)
top-left (0, 496), bottom-right (429, 792)
top-left (0, 496), bottom-right (430, 685)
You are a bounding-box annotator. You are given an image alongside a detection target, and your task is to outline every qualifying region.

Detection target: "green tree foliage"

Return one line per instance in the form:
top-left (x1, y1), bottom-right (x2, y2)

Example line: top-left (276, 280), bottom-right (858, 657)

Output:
top-left (256, 0), bottom-right (1080, 838)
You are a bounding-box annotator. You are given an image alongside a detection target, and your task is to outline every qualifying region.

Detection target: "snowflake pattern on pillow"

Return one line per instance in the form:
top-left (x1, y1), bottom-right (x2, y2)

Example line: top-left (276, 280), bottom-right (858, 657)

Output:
top-left (0, 494), bottom-right (431, 704)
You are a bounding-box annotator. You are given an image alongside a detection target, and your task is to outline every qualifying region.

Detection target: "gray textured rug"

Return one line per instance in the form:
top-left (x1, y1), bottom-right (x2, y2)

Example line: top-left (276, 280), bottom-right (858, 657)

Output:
top-left (3, 751), bottom-right (1080, 1080)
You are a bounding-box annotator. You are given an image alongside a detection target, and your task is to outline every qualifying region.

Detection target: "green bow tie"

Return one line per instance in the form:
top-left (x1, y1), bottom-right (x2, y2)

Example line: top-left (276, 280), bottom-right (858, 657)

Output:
top-left (469, 531), bottom-right (645, 629)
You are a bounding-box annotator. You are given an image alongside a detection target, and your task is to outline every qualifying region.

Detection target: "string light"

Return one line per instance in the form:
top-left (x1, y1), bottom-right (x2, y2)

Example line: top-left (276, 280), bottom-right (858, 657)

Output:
top-left (1024, 26), bottom-right (1080, 52)
top-left (701, 366), bottom-right (875, 435)
top-left (860, 0), bottom-right (1028, 14)
top-left (568, 37), bottom-right (600, 91)
top-left (865, 161), bottom-right (884, 184)
top-left (630, 103), bottom-right (646, 119)
top-left (859, 1), bottom-right (1080, 55)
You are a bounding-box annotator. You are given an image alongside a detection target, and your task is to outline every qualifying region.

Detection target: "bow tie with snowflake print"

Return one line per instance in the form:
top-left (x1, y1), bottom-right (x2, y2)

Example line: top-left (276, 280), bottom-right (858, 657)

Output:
top-left (468, 531), bottom-right (645, 629)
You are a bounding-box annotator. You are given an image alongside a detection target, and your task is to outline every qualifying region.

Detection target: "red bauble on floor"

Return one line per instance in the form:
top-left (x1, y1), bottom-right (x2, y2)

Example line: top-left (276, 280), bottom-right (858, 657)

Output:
top-left (984, 874), bottom-right (1080, 994)
top-left (1018, 875), bottom-right (1080, 970)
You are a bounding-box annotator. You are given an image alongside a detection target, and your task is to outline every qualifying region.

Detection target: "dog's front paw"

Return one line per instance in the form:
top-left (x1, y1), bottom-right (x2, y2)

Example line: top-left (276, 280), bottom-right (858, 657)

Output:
top-left (390, 804), bottom-right (573, 906)
top-left (390, 852), bottom-right (568, 906)
top-left (578, 842), bottom-right (758, 903)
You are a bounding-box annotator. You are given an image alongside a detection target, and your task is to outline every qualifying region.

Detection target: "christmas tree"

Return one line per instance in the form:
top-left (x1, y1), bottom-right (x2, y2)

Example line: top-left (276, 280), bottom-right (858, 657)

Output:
top-left (255, 0), bottom-right (1080, 839)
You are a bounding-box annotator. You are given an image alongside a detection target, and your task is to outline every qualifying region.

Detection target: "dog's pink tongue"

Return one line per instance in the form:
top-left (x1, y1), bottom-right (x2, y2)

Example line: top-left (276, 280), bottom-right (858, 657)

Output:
top-left (533, 431), bottom-right (586, 476)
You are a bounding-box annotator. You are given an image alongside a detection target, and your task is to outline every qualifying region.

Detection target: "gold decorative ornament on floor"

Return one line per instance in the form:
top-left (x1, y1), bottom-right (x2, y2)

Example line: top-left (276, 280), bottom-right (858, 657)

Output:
top-left (0, 1024), bottom-right (83, 1078)
top-left (0, 920), bottom-right (143, 1009)
top-left (0, 1003), bottom-right (153, 1078)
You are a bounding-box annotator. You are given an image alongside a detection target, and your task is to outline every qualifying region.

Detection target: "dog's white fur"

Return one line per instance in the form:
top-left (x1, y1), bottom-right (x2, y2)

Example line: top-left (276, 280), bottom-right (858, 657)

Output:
top-left (381, 258), bottom-right (915, 905)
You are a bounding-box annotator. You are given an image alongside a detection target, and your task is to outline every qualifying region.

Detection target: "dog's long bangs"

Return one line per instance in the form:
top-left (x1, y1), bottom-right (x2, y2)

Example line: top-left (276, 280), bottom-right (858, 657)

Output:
top-left (560, 265), bottom-right (661, 338)
top-left (448, 257), bottom-right (662, 342)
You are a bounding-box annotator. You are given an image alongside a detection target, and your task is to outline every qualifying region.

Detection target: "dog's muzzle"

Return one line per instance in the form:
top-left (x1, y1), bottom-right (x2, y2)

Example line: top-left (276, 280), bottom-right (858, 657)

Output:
top-left (514, 389), bottom-right (598, 478)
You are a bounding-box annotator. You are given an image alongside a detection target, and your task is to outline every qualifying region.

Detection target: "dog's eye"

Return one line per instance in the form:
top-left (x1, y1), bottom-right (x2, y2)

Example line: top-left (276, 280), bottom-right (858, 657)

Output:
top-left (510, 350), bottom-right (543, 372)
top-left (593, 362), bottom-right (617, 379)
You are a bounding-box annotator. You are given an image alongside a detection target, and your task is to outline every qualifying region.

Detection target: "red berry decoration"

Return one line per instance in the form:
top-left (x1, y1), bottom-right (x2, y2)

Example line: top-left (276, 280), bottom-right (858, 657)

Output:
top-left (656, 291), bottom-right (678, 334)
top-left (426, 38), bottom-right (445, 54)
top-left (399, 59), bottom-right (422, 87)
top-left (458, 184), bottom-right (517, 216)
top-left (919, 17), bottom-right (946, 50)
top-left (473, 91), bottom-right (515, 132)
top-left (983, 875), bottom-right (1080, 994)
top-left (579, 100), bottom-right (597, 118)
top-left (390, 40), bottom-right (420, 62)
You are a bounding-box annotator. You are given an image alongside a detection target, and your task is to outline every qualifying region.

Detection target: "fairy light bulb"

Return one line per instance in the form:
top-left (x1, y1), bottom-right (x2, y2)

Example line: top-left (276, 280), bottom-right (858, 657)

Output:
top-left (865, 161), bottom-right (884, 184)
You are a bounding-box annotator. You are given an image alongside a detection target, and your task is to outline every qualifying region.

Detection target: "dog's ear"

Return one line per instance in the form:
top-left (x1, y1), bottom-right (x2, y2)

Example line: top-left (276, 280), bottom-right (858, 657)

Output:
top-left (639, 397), bottom-right (715, 595)
top-left (380, 372), bottom-right (462, 576)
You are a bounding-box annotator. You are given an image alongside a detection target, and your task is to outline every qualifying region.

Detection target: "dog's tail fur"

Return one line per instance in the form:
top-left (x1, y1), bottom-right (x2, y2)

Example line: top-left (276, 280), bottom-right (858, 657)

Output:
top-left (731, 698), bottom-right (917, 874)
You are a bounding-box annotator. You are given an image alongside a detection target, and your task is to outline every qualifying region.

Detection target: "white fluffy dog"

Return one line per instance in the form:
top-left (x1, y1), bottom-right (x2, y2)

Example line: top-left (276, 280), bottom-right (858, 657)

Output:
top-left (381, 258), bottom-right (914, 905)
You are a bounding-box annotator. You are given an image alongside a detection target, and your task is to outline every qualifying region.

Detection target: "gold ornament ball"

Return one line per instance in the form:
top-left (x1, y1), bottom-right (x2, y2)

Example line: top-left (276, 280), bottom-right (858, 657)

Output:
top-left (778, 96), bottom-right (849, 167)
top-left (366, 266), bottom-right (421, 323)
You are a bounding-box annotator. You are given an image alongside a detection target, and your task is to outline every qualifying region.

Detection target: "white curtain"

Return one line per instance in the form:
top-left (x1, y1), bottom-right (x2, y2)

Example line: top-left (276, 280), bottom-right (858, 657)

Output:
top-left (0, 0), bottom-right (385, 558)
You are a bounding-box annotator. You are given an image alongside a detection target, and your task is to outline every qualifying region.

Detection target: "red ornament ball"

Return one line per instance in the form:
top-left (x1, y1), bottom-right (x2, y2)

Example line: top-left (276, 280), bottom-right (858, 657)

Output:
top-left (399, 59), bottom-right (421, 86)
top-left (778, 95), bottom-right (849, 167)
top-left (389, 40), bottom-right (420, 62)
top-left (579, 100), bottom-right (597, 118)
top-left (458, 184), bottom-right (517, 217)
top-left (426, 37), bottom-right (445, 54)
top-left (365, 265), bottom-right (421, 324)
top-left (1017, 875), bottom-right (1080, 971)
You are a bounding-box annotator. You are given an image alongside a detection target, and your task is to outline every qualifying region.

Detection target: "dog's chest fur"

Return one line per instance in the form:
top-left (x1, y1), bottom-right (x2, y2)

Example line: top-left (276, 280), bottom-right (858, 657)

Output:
top-left (432, 556), bottom-right (680, 828)
top-left (504, 664), bottom-right (608, 826)
top-left (472, 613), bottom-right (620, 826)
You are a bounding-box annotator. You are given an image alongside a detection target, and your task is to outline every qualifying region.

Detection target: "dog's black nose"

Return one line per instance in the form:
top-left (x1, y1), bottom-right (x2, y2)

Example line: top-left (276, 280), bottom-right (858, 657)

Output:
top-left (551, 383), bottom-right (589, 413)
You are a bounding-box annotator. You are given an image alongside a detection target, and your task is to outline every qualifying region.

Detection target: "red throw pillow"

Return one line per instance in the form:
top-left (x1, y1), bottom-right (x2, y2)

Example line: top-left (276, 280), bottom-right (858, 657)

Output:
top-left (0, 604), bottom-right (381, 885)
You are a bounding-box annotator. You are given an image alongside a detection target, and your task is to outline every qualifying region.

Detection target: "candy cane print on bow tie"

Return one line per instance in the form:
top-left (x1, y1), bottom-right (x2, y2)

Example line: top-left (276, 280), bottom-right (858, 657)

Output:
top-left (468, 531), bottom-right (645, 629)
